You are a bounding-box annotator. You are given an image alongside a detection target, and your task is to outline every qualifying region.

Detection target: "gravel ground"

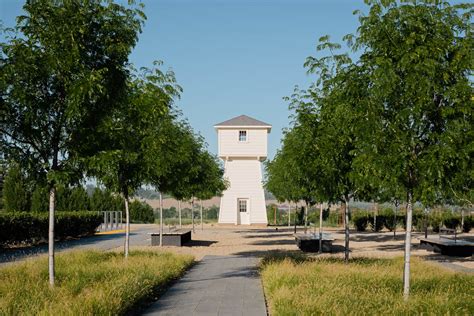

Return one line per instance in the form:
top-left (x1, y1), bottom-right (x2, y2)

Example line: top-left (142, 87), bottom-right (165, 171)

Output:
top-left (2, 223), bottom-right (472, 272)
top-left (136, 224), bottom-right (474, 272)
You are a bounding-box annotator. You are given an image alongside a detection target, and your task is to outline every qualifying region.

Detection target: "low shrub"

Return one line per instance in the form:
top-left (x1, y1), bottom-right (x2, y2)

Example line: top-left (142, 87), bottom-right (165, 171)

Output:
top-left (130, 200), bottom-right (154, 223)
top-left (443, 214), bottom-right (461, 230)
top-left (368, 214), bottom-right (385, 232)
top-left (463, 216), bottom-right (473, 233)
top-left (0, 211), bottom-right (102, 246)
top-left (352, 213), bottom-right (369, 232)
top-left (381, 209), bottom-right (405, 231)
top-left (0, 250), bottom-right (193, 315)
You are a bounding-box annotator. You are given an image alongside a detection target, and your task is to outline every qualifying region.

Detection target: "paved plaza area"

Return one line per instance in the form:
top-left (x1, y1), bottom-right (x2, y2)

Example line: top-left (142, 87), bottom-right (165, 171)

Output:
top-left (1, 223), bottom-right (472, 315)
top-left (142, 256), bottom-right (266, 316)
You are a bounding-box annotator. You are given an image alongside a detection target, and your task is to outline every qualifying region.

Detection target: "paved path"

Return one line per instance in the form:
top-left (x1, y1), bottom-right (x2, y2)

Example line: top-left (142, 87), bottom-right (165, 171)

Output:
top-left (143, 256), bottom-right (267, 316)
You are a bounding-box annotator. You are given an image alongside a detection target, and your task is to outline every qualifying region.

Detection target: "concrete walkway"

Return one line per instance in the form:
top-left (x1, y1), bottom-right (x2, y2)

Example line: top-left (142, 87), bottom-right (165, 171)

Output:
top-left (142, 256), bottom-right (267, 316)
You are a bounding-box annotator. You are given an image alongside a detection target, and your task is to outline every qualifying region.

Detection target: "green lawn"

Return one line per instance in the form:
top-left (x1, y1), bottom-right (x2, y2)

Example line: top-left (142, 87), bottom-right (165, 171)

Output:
top-left (0, 250), bottom-right (193, 315)
top-left (261, 255), bottom-right (474, 315)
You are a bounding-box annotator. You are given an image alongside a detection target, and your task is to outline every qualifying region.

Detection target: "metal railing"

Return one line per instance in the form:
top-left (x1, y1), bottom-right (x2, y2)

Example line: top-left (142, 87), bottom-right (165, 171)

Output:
top-left (100, 211), bottom-right (123, 231)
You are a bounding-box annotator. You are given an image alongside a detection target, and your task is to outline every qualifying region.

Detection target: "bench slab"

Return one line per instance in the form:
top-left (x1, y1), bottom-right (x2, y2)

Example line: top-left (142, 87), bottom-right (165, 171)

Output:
top-left (150, 230), bottom-right (192, 246)
top-left (420, 238), bottom-right (474, 257)
top-left (294, 233), bottom-right (334, 253)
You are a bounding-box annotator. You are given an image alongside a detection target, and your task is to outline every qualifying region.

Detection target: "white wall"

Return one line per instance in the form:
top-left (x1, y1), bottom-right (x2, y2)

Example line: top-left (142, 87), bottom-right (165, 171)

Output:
top-left (218, 128), bottom-right (268, 158)
top-left (218, 159), bottom-right (267, 224)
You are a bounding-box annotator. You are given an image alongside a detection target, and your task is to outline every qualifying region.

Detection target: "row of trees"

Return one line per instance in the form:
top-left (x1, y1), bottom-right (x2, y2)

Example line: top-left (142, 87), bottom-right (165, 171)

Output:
top-left (265, 0), bottom-right (472, 300)
top-left (1, 0), bottom-right (226, 286)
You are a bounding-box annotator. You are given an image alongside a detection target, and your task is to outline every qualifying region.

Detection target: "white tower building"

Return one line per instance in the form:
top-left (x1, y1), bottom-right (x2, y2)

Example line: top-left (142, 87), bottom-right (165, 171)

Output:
top-left (215, 115), bottom-right (271, 225)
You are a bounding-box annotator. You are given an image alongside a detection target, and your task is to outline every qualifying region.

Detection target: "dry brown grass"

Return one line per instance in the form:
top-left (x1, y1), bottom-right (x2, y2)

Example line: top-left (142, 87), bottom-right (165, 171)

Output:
top-left (261, 255), bottom-right (474, 315)
top-left (0, 250), bottom-right (193, 315)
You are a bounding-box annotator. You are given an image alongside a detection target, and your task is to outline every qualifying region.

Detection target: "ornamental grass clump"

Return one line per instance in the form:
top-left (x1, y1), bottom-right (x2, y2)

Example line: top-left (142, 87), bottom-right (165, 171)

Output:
top-left (0, 250), bottom-right (193, 315)
top-left (261, 256), bottom-right (473, 315)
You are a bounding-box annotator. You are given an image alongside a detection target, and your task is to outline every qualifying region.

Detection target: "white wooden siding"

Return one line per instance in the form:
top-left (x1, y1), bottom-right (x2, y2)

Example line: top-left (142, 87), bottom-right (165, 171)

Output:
top-left (218, 159), bottom-right (267, 224)
top-left (218, 129), bottom-right (268, 158)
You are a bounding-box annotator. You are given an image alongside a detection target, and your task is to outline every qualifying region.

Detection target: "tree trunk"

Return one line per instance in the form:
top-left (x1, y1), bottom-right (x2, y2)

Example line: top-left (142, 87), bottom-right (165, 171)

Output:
top-left (344, 198), bottom-right (350, 262)
top-left (288, 202), bottom-right (291, 227)
top-left (159, 192), bottom-right (163, 247)
top-left (294, 204), bottom-right (298, 234)
top-left (200, 199), bottom-right (203, 231)
top-left (319, 203), bottom-right (323, 254)
top-left (274, 205), bottom-right (277, 225)
top-left (178, 200), bottom-right (182, 229)
top-left (124, 193), bottom-right (130, 258)
top-left (394, 200), bottom-right (399, 239)
top-left (373, 202), bottom-right (377, 232)
top-left (192, 197), bottom-right (195, 232)
top-left (48, 185), bottom-right (56, 286)
top-left (403, 190), bottom-right (413, 301)
top-left (461, 209), bottom-right (464, 230)
top-left (304, 203), bottom-right (308, 234)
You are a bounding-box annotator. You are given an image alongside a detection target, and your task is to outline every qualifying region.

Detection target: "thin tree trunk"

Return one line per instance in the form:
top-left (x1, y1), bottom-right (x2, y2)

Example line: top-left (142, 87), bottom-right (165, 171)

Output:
top-left (319, 203), bottom-right (323, 254)
top-left (403, 190), bottom-right (413, 300)
top-left (294, 204), bottom-right (298, 234)
top-left (48, 185), bottom-right (55, 286)
top-left (178, 200), bottom-right (182, 229)
top-left (394, 200), bottom-right (399, 239)
top-left (461, 209), bottom-right (464, 230)
top-left (192, 197), bottom-right (195, 233)
top-left (304, 203), bottom-right (308, 234)
top-left (288, 202), bottom-right (291, 227)
top-left (373, 202), bottom-right (377, 232)
top-left (344, 198), bottom-right (350, 262)
top-left (200, 199), bottom-right (203, 231)
top-left (124, 193), bottom-right (130, 258)
top-left (159, 192), bottom-right (163, 247)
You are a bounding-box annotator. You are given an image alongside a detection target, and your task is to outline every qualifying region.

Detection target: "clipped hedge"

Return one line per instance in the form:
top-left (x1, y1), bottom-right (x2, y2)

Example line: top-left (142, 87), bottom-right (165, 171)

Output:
top-left (463, 216), bottom-right (473, 233)
top-left (0, 212), bottom-right (102, 246)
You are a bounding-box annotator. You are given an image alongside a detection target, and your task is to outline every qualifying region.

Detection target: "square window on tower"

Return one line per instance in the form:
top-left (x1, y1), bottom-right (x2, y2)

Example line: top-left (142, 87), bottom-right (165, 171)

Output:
top-left (239, 130), bottom-right (247, 142)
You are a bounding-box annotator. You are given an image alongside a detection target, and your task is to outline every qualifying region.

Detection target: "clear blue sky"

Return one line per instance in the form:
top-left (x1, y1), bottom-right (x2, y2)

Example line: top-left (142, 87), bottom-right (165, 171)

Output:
top-left (1, 0), bottom-right (364, 159)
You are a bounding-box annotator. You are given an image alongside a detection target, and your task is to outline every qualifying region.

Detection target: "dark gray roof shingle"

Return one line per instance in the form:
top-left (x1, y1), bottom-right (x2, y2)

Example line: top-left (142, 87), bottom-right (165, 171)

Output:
top-left (214, 115), bottom-right (271, 127)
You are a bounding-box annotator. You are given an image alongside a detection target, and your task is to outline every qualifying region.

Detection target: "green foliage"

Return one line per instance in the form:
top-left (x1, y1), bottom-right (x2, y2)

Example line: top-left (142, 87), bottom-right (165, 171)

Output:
top-left (381, 208), bottom-right (404, 232)
top-left (30, 185), bottom-right (49, 212)
top-left (1, 0), bottom-right (146, 187)
top-left (462, 216), bottom-right (473, 233)
top-left (0, 250), bottom-right (193, 315)
top-left (443, 214), bottom-right (461, 230)
top-left (2, 164), bottom-right (29, 212)
top-left (68, 186), bottom-right (90, 211)
top-left (0, 211), bottom-right (101, 246)
top-left (90, 188), bottom-right (123, 213)
top-left (129, 200), bottom-right (154, 223)
top-left (352, 212), bottom-right (369, 232)
top-left (368, 214), bottom-right (385, 232)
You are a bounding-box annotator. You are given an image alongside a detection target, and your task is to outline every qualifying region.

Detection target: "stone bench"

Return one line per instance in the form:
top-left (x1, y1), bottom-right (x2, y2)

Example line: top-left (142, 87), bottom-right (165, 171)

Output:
top-left (294, 233), bottom-right (334, 252)
top-left (150, 230), bottom-right (192, 246)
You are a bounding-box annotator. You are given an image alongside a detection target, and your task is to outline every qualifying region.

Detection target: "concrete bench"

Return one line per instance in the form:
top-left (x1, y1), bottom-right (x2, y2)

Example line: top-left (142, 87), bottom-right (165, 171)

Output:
top-left (420, 238), bottom-right (474, 257)
top-left (294, 233), bottom-right (334, 252)
top-left (150, 230), bottom-right (192, 246)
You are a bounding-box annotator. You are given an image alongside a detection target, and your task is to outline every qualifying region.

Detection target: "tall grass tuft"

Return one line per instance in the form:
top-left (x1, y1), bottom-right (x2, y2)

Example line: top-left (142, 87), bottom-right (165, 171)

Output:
top-left (261, 256), bottom-right (473, 315)
top-left (0, 250), bottom-right (193, 315)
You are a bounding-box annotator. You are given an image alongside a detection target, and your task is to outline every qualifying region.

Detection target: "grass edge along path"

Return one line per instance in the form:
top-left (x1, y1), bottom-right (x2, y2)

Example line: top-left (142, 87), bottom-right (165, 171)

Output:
top-left (260, 254), bottom-right (474, 315)
top-left (0, 250), bottom-right (193, 315)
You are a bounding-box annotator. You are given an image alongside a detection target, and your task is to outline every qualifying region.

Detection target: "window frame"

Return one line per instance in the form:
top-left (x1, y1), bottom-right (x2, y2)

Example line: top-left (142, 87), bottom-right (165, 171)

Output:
top-left (238, 199), bottom-right (248, 212)
top-left (238, 130), bottom-right (247, 142)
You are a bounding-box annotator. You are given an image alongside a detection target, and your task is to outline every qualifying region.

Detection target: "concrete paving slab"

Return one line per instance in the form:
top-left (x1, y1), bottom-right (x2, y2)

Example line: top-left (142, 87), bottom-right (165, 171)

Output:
top-left (142, 255), bottom-right (267, 316)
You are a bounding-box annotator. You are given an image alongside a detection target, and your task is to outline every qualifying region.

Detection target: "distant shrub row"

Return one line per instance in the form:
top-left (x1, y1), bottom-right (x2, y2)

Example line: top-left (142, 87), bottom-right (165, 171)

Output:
top-left (0, 211), bottom-right (102, 246)
top-left (351, 209), bottom-right (472, 233)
